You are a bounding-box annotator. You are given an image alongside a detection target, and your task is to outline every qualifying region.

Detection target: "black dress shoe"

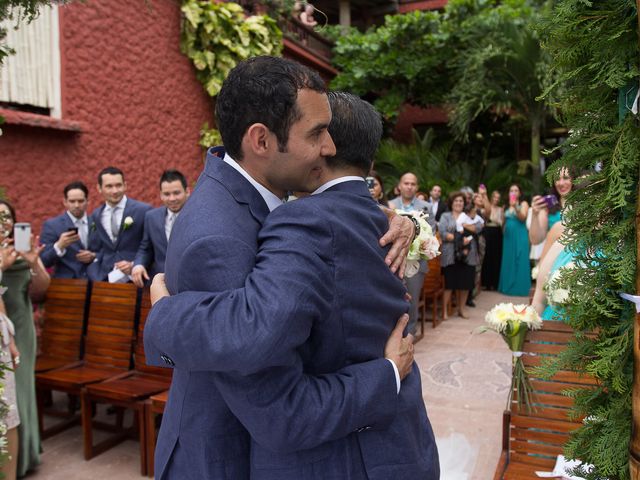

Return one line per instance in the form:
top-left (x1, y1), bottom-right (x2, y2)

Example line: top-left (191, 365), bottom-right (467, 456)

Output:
top-left (466, 299), bottom-right (476, 308)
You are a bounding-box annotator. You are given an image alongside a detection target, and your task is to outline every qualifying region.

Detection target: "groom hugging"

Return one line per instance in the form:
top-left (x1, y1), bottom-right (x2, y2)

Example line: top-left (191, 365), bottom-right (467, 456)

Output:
top-left (145, 56), bottom-right (439, 479)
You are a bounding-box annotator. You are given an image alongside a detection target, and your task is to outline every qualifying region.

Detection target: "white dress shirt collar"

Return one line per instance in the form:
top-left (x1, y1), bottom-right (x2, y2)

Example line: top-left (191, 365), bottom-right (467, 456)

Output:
top-left (66, 211), bottom-right (88, 225)
top-left (223, 154), bottom-right (284, 212)
top-left (312, 176), bottom-right (364, 195)
top-left (106, 195), bottom-right (128, 212)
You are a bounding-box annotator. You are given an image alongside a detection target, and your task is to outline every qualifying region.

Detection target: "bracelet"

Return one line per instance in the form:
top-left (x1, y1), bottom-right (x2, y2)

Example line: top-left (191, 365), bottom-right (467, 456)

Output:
top-left (401, 214), bottom-right (421, 239)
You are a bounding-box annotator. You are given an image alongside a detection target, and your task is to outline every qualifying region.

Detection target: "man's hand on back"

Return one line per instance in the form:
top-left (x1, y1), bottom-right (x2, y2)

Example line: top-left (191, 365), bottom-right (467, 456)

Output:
top-left (150, 273), bottom-right (170, 305)
top-left (378, 208), bottom-right (414, 278)
top-left (384, 314), bottom-right (414, 381)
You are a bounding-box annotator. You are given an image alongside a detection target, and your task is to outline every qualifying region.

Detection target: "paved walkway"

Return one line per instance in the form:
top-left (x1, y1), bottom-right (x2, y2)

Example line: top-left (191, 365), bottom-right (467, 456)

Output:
top-left (27, 290), bottom-right (524, 479)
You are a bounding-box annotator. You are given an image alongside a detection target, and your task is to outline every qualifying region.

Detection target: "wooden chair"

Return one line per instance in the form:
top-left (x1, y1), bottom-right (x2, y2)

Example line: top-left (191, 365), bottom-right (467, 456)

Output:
top-left (417, 257), bottom-right (446, 337)
top-left (493, 322), bottom-right (597, 479)
top-left (144, 390), bottom-right (169, 478)
top-left (81, 289), bottom-right (172, 475)
top-left (36, 278), bottom-right (90, 373)
top-left (36, 282), bottom-right (138, 439)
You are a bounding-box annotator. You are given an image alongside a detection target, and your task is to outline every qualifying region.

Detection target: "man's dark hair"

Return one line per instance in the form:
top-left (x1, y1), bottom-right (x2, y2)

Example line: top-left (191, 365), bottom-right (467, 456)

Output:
top-left (97, 166), bottom-right (125, 186)
top-left (159, 169), bottom-right (187, 189)
top-left (215, 56), bottom-right (326, 160)
top-left (64, 181), bottom-right (88, 199)
top-left (326, 92), bottom-right (382, 175)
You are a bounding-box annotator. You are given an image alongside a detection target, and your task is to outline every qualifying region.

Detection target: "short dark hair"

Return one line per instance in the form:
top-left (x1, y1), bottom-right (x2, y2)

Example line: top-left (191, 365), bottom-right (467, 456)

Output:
top-left (98, 166), bottom-right (125, 186)
top-left (447, 191), bottom-right (465, 210)
top-left (64, 181), bottom-right (88, 199)
top-left (159, 169), bottom-right (187, 189)
top-left (215, 56), bottom-right (326, 160)
top-left (326, 92), bottom-right (382, 175)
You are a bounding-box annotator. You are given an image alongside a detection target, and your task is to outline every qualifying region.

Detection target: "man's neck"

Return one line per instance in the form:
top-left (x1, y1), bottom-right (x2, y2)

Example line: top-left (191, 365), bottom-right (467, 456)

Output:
top-left (318, 167), bottom-right (362, 186)
top-left (401, 196), bottom-right (415, 205)
top-left (68, 211), bottom-right (86, 220)
top-left (236, 158), bottom-right (285, 199)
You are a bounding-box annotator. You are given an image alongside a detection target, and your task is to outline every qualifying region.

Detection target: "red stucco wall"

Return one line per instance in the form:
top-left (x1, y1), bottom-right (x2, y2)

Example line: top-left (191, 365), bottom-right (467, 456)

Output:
top-left (0, 0), bottom-right (212, 233)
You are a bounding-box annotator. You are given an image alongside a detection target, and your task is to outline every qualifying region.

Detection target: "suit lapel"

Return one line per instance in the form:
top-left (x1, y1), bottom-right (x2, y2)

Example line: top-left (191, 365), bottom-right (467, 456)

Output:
top-left (114, 199), bottom-right (134, 249)
top-left (205, 154), bottom-right (270, 226)
top-left (158, 207), bottom-right (169, 247)
top-left (92, 205), bottom-right (113, 247)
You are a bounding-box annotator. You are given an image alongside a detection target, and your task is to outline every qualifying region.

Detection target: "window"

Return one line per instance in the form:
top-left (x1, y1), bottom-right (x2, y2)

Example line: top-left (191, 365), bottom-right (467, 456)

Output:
top-left (0, 5), bottom-right (61, 118)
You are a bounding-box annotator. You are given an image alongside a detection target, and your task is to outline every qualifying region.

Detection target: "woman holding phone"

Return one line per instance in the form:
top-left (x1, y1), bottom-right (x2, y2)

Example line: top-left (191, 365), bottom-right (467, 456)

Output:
top-left (498, 184), bottom-right (531, 297)
top-left (0, 200), bottom-right (49, 476)
top-left (529, 167), bottom-right (573, 245)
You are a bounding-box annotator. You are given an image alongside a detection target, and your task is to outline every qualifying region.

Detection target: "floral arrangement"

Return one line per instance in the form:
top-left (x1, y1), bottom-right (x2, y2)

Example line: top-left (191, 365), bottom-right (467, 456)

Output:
top-left (544, 262), bottom-right (575, 307)
top-left (478, 303), bottom-right (543, 411)
top-left (396, 210), bottom-right (440, 278)
top-left (531, 264), bottom-right (539, 280)
top-left (0, 278), bottom-right (10, 472)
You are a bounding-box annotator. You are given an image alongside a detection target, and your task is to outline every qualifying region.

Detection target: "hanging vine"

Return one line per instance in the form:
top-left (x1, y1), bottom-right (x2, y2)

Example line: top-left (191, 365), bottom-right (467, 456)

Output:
top-left (180, 0), bottom-right (283, 149)
top-left (535, 1), bottom-right (640, 479)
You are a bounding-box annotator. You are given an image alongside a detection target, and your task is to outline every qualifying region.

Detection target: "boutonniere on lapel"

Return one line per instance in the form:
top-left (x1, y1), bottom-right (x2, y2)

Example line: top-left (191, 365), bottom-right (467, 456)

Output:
top-left (123, 216), bottom-right (134, 231)
top-left (90, 222), bottom-right (97, 232)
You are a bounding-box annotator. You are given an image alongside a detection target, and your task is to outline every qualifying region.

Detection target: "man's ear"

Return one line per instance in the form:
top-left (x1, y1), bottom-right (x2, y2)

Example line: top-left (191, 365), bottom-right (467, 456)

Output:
top-left (244, 123), bottom-right (273, 156)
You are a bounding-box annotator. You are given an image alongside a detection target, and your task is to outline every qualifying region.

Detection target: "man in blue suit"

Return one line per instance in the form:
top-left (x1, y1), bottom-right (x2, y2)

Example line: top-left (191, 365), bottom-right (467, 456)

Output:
top-left (148, 91), bottom-right (440, 479)
top-left (144, 57), bottom-right (418, 479)
top-left (87, 167), bottom-right (151, 281)
top-left (131, 170), bottom-right (189, 288)
top-left (39, 181), bottom-right (97, 278)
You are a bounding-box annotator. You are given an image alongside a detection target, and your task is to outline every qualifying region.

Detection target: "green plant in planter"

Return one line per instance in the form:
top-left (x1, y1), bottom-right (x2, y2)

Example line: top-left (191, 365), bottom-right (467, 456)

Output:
top-left (180, 0), bottom-right (283, 98)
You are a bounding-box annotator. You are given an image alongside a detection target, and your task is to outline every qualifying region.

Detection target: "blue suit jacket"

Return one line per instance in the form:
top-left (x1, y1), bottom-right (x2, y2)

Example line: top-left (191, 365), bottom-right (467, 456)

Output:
top-left (133, 206), bottom-right (169, 278)
top-left (146, 175), bottom-right (439, 479)
top-left (87, 198), bottom-right (151, 281)
top-left (39, 212), bottom-right (89, 279)
top-left (145, 152), bottom-right (403, 480)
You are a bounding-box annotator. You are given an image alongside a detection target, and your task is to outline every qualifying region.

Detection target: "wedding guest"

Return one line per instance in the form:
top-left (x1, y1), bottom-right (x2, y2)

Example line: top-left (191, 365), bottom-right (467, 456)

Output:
top-left (416, 191), bottom-right (428, 202)
top-left (367, 171), bottom-right (388, 206)
top-left (481, 190), bottom-right (504, 290)
top-left (299, 3), bottom-right (317, 27)
top-left (87, 167), bottom-right (151, 282)
top-left (439, 192), bottom-right (482, 318)
top-left (498, 184), bottom-right (531, 296)
top-left (0, 200), bottom-right (49, 477)
top-left (429, 184), bottom-right (446, 222)
top-left (132, 170), bottom-right (190, 288)
top-left (466, 199), bottom-right (486, 307)
top-left (529, 166), bottom-right (573, 245)
top-left (39, 181), bottom-right (96, 278)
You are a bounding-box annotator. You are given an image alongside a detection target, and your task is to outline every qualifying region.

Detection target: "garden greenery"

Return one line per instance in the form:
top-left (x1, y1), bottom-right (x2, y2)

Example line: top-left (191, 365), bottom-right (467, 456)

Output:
top-left (534, 1), bottom-right (640, 479)
top-left (180, 0), bottom-right (283, 149)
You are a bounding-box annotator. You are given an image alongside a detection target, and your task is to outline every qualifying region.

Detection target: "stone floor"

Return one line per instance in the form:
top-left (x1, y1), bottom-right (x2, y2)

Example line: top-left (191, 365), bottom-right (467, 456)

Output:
top-left (25, 290), bottom-right (525, 479)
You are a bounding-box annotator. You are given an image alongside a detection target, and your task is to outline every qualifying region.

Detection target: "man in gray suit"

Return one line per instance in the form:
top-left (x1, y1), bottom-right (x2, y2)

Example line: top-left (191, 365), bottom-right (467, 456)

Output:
top-left (388, 172), bottom-right (435, 334)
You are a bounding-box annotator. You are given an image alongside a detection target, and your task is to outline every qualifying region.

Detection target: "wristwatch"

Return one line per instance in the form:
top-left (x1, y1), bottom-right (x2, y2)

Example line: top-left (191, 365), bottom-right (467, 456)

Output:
top-left (401, 214), bottom-right (421, 239)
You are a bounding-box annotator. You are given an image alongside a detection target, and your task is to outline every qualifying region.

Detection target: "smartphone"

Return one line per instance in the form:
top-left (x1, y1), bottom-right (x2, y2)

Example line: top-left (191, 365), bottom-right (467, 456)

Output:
top-left (13, 223), bottom-right (31, 252)
top-left (365, 176), bottom-right (376, 189)
top-left (67, 227), bottom-right (79, 235)
top-left (543, 194), bottom-right (559, 208)
top-left (509, 192), bottom-right (517, 203)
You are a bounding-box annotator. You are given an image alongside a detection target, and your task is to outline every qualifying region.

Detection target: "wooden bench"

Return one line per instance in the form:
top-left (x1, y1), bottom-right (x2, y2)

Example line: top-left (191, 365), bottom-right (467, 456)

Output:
top-left (36, 278), bottom-right (90, 373)
top-left (36, 282), bottom-right (139, 439)
top-left (81, 289), bottom-right (172, 475)
top-left (493, 322), bottom-right (597, 479)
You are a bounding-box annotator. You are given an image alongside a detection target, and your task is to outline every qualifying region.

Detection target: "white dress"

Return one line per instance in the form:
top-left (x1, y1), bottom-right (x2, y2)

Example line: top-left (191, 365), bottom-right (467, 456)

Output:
top-left (0, 272), bottom-right (20, 430)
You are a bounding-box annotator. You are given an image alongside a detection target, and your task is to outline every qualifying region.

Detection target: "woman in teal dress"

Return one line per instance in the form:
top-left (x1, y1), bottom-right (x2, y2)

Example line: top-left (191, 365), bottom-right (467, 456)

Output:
top-left (541, 247), bottom-right (576, 322)
top-left (498, 184), bottom-right (531, 296)
top-left (529, 167), bottom-right (573, 244)
top-left (0, 200), bottom-right (49, 477)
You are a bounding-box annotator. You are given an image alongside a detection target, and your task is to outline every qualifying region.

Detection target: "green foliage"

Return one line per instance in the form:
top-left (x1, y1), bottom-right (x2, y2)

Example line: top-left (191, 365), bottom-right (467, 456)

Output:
top-left (180, 0), bottom-right (282, 97)
top-left (532, 1), bottom-right (640, 478)
top-left (198, 122), bottom-right (222, 150)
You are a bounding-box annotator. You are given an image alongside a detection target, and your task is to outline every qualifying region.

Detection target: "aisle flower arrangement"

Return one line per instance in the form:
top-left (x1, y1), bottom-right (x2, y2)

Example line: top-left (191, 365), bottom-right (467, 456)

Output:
top-left (478, 303), bottom-right (543, 411)
top-left (396, 210), bottom-right (440, 278)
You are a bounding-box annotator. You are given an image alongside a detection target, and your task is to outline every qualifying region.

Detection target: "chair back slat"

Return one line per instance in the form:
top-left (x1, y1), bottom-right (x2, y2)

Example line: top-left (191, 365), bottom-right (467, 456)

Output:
top-left (135, 290), bottom-right (172, 378)
top-left (422, 257), bottom-right (443, 293)
top-left (40, 278), bottom-right (89, 362)
top-left (505, 323), bottom-right (596, 471)
top-left (85, 282), bottom-right (137, 370)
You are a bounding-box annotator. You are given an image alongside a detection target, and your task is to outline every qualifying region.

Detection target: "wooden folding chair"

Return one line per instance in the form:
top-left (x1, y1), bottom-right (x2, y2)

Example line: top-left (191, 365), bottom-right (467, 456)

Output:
top-left (417, 257), bottom-right (446, 338)
top-left (144, 390), bottom-right (169, 478)
top-left (35, 282), bottom-right (138, 439)
top-left (493, 322), bottom-right (597, 479)
top-left (36, 278), bottom-right (90, 373)
top-left (81, 289), bottom-right (172, 475)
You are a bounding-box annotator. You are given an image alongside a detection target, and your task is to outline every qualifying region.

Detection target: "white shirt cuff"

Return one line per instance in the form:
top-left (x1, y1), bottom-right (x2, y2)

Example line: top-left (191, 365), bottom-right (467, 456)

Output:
top-left (386, 358), bottom-right (401, 394)
top-left (53, 242), bottom-right (66, 257)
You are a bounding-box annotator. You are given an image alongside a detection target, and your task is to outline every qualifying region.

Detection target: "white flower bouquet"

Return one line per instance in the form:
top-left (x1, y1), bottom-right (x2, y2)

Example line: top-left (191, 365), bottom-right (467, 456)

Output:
top-left (478, 303), bottom-right (543, 411)
top-left (396, 210), bottom-right (440, 278)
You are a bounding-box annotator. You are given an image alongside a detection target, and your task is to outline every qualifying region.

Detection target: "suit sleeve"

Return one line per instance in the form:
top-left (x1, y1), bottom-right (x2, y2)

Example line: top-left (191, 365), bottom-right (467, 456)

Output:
top-left (39, 220), bottom-right (60, 268)
top-left (133, 212), bottom-right (154, 268)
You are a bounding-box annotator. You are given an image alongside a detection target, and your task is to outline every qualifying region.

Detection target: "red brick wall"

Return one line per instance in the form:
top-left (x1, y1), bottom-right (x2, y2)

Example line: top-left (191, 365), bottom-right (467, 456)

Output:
top-left (0, 0), bottom-right (212, 233)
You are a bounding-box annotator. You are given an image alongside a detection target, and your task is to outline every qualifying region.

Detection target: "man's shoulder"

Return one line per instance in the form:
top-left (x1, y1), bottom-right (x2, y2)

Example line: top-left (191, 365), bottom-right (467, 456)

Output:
top-left (43, 213), bottom-right (67, 229)
top-left (127, 198), bottom-right (152, 212)
top-left (146, 206), bottom-right (166, 221)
